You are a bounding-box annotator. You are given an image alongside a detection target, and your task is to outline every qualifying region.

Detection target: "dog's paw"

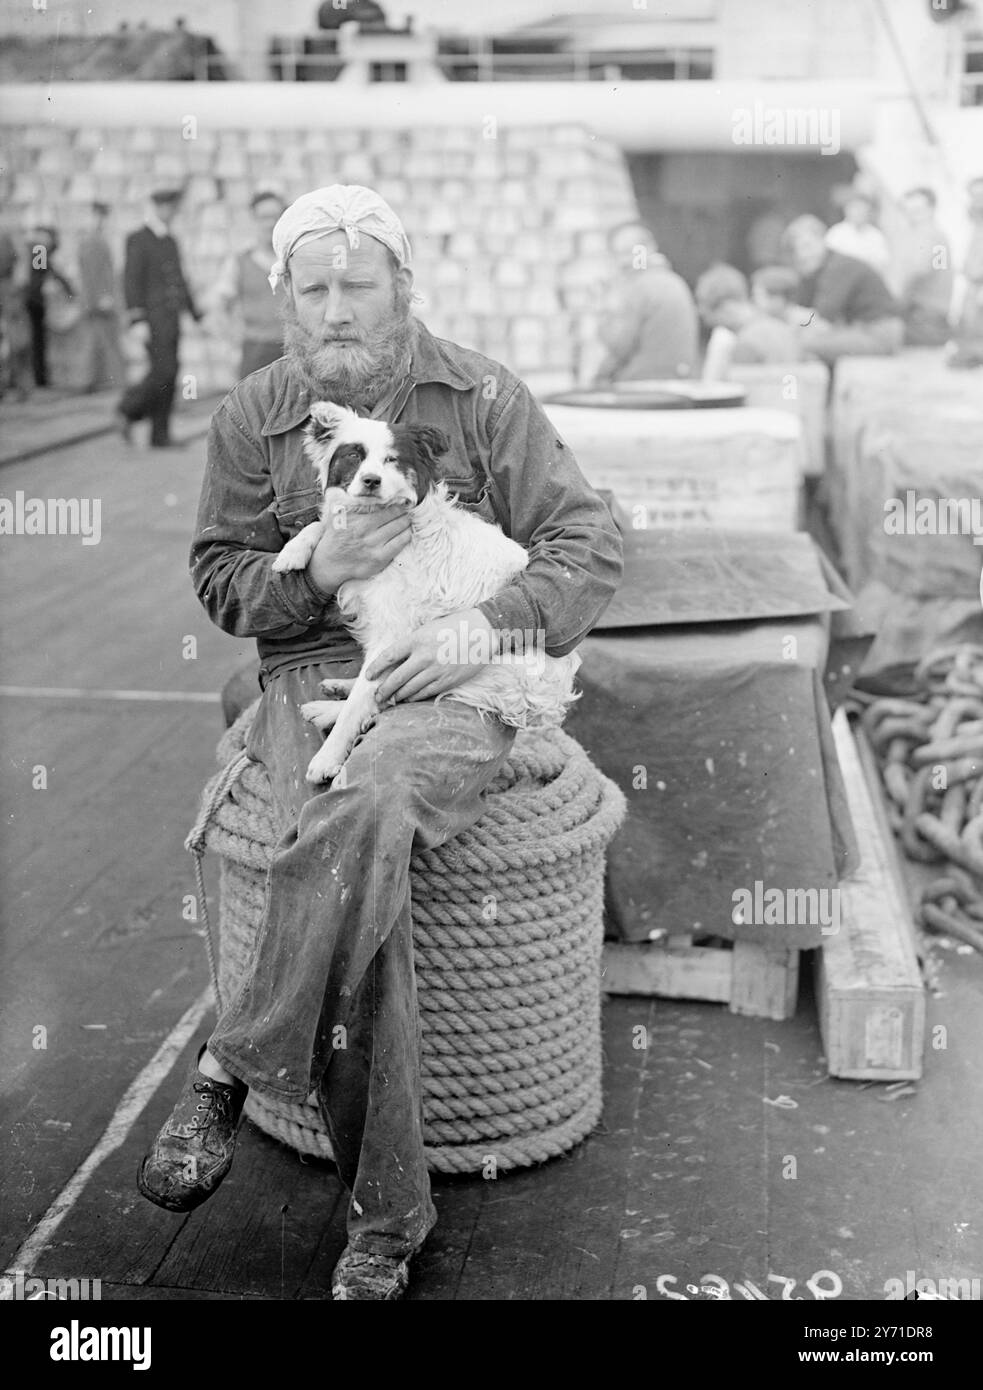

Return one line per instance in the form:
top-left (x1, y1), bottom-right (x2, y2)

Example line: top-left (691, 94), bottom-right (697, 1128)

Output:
top-left (306, 749), bottom-right (346, 784)
top-left (318, 677), bottom-right (356, 697)
top-left (272, 549), bottom-right (305, 573)
top-left (301, 699), bottom-right (343, 731)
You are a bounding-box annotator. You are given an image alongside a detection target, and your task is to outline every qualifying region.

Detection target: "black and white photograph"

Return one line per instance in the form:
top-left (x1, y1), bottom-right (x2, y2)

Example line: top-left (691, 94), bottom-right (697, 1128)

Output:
top-left (1, 0), bottom-right (982, 1346)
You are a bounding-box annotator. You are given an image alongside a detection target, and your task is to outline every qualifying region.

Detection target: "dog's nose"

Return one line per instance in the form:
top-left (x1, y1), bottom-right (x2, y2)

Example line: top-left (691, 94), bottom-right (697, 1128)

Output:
top-left (359, 474), bottom-right (381, 492)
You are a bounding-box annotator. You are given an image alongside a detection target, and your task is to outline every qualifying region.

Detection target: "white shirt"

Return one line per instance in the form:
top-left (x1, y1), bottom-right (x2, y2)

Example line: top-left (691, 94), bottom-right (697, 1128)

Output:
top-left (145, 210), bottom-right (172, 239)
top-left (825, 221), bottom-right (892, 278)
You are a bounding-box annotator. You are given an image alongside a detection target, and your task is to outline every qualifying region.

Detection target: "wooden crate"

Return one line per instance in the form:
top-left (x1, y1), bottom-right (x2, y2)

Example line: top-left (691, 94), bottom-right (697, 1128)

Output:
top-left (542, 403), bottom-right (805, 533)
top-left (603, 937), bottom-right (800, 1021)
top-left (728, 360), bottom-right (829, 478)
top-left (815, 711), bottom-right (925, 1080)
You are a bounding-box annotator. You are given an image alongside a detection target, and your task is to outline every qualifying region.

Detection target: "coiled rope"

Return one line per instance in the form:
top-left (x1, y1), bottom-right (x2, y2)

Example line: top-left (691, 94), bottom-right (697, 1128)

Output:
top-left (186, 700), bottom-right (627, 1173)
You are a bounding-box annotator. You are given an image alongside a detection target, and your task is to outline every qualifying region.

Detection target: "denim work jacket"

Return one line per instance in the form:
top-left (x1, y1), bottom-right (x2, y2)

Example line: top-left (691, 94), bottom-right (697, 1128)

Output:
top-left (190, 321), bottom-right (624, 674)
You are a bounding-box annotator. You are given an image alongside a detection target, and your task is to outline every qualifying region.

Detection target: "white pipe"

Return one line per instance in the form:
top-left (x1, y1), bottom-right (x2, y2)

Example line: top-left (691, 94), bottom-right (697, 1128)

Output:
top-left (0, 79), bottom-right (880, 151)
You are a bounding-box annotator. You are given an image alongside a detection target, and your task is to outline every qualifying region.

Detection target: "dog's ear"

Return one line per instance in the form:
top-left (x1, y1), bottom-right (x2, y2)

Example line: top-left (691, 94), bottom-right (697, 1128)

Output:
top-left (410, 425), bottom-right (450, 464)
top-left (308, 401), bottom-right (355, 444)
top-left (405, 425), bottom-right (449, 499)
top-left (305, 402), bottom-right (357, 490)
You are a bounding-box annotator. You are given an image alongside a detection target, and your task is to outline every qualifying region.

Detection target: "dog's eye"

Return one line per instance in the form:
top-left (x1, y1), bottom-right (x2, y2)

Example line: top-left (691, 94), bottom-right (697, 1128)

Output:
top-left (384, 455), bottom-right (398, 464)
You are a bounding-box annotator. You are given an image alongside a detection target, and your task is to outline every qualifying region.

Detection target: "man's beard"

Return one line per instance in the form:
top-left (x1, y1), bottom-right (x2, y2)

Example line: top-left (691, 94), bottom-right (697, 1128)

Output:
top-left (282, 297), bottom-right (415, 412)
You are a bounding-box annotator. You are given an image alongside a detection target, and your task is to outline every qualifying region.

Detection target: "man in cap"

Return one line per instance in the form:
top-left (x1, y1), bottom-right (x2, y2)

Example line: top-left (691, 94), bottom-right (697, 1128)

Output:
top-left (137, 185), bottom-right (623, 1299)
top-left (117, 187), bottom-right (201, 447)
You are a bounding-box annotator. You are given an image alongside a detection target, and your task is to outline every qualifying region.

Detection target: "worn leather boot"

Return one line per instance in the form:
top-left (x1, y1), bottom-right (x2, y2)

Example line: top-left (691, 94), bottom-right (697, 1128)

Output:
top-left (331, 1247), bottom-right (413, 1301)
top-left (137, 1046), bottom-right (247, 1213)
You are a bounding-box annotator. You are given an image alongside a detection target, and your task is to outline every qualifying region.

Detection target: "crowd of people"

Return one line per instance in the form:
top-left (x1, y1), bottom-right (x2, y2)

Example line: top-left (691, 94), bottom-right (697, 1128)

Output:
top-left (0, 186), bottom-right (289, 447)
top-left (1, 173), bottom-right (982, 435)
top-left (594, 176), bottom-right (983, 386)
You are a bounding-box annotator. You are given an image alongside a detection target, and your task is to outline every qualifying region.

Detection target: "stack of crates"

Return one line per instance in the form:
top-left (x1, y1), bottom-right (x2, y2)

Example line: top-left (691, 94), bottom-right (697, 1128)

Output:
top-left (0, 119), bottom-right (639, 395)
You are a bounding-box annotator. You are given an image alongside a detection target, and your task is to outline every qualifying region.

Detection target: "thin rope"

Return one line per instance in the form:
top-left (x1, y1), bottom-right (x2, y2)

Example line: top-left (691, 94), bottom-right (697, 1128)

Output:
top-left (184, 749), bottom-right (250, 1012)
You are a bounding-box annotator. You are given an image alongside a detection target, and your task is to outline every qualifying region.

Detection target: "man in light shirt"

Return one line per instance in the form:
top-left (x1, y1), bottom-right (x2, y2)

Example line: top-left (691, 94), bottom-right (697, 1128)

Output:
top-left (894, 186), bottom-right (954, 347)
top-left (825, 191), bottom-right (892, 280)
top-left (952, 175), bottom-right (983, 368)
top-left (77, 201), bottom-right (123, 394)
top-left (208, 189), bottom-right (286, 380)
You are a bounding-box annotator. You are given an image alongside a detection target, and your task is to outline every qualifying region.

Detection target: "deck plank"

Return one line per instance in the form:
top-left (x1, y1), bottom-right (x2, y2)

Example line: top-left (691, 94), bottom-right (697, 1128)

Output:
top-left (150, 1126), bottom-right (346, 1299)
top-left (0, 707), bottom-right (224, 1269)
top-left (448, 1001), bottom-right (654, 1301)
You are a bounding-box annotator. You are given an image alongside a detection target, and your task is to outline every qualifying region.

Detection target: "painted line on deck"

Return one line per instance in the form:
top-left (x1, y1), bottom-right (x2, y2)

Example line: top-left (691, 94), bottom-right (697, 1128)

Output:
top-left (0, 686), bottom-right (221, 703)
top-left (0, 987), bottom-right (213, 1293)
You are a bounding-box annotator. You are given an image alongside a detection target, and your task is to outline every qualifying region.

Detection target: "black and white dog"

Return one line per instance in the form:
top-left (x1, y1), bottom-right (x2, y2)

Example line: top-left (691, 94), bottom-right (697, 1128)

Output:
top-left (272, 402), bottom-right (580, 784)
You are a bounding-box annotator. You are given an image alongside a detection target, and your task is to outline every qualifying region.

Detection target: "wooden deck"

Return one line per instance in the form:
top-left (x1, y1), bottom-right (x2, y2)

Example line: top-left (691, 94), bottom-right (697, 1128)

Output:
top-left (2, 418), bottom-right (983, 1303)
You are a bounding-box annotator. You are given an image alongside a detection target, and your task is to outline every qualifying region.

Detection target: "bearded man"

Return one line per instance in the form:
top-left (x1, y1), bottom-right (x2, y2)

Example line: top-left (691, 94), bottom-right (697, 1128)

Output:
top-left (137, 185), bottom-right (623, 1300)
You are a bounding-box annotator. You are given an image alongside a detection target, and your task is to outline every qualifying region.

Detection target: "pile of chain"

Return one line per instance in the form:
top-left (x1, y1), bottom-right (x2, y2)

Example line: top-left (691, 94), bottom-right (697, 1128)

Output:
top-left (860, 644), bottom-right (983, 954)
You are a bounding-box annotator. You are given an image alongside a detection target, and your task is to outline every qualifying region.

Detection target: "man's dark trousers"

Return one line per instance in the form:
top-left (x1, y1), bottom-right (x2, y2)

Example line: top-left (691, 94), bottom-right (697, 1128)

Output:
top-left (207, 658), bottom-right (516, 1258)
top-left (120, 310), bottom-right (180, 445)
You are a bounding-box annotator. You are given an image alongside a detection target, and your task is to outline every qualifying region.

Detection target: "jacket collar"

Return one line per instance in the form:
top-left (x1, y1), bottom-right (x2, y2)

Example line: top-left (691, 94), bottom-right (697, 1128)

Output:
top-left (145, 212), bottom-right (171, 239)
top-left (260, 321), bottom-right (476, 437)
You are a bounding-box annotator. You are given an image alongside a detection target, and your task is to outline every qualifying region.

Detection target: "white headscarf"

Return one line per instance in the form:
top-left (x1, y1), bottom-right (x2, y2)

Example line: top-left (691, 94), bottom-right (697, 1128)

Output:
top-left (268, 184), bottom-right (413, 291)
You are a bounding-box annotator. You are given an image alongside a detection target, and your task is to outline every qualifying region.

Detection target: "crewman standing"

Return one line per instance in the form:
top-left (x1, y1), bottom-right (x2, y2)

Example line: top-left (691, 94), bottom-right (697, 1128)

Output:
top-left (117, 187), bottom-right (201, 447)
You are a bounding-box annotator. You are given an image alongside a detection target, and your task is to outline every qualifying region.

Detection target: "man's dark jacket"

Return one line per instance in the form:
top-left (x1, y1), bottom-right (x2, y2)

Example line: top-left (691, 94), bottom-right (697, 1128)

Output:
top-left (190, 322), bottom-right (624, 675)
top-left (123, 227), bottom-right (198, 322)
top-left (799, 250), bottom-right (899, 325)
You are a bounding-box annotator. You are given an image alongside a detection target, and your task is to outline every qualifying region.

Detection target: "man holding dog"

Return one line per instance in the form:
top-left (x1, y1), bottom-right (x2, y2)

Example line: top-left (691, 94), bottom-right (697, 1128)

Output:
top-left (138, 185), bottom-right (623, 1299)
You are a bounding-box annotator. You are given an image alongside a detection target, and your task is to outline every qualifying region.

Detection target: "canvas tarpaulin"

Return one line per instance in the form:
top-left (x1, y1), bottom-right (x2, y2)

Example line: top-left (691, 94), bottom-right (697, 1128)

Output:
top-left (564, 528), bottom-right (859, 948)
top-left (826, 351), bottom-right (983, 690)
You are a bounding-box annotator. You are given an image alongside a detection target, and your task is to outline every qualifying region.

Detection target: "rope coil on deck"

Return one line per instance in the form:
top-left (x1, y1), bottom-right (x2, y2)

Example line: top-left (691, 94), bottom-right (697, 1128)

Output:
top-left (192, 699), bottom-right (626, 1173)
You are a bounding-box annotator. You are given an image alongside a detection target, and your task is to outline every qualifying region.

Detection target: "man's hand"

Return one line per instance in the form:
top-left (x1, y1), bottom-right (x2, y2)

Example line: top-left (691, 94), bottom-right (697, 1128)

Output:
top-left (307, 488), bottom-right (413, 597)
top-left (369, 608), bottom-right (497, 704)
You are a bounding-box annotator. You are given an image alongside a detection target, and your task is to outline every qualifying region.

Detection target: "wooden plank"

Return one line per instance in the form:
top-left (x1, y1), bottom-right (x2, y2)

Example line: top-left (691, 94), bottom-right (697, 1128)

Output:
top-left (0, 443), bottom-right (247, 694)
top-left (23, 1045), bottom-right (343, 1298)
top-left (94, 1283), bottom-right (269, 1301)
top-left (602, 942), bottom-right (731, 1003)
top-left (0, 709), bottom-right (224, 1268)
top-left (0, 705), bottom-right (224, 952)
top-left (816, 710), bottom-right (925, 1080)
top-left (854, 723), bottom-right (926, 967)
top-left (730, 942), bottom-right (800, 1021)
top-left (151, 1125), bottom-right (346, 1298)
top-left (603, 939), bottom-right (799, 1020)
top-left (611, 998), bottom-right (783, 1300)
top-left (404, 1182), bottom-right (485, 1303)
top-left (450, 996), bottom-right (657, 1301)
